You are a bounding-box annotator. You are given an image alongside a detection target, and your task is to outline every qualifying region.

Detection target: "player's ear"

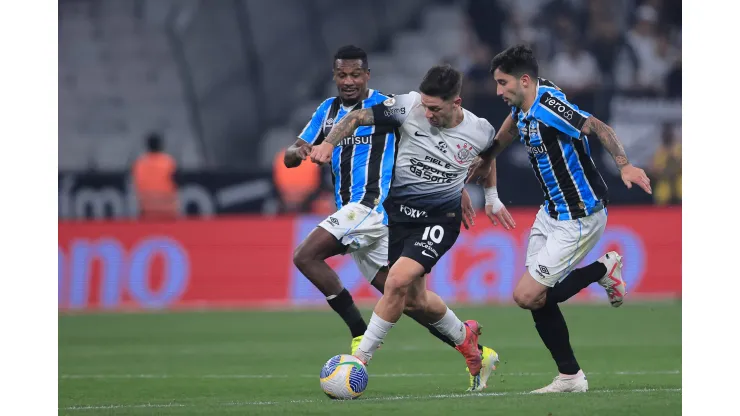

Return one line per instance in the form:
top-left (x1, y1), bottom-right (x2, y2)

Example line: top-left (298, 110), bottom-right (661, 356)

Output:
top-left (521, 74), bottom-right (533, 87)
top-left (453, 96), bottom-right (462, 107)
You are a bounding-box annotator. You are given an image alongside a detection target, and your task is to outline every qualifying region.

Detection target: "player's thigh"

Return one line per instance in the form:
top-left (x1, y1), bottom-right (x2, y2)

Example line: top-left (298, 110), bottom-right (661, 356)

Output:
top-left (317, 203), bottom-right (383, 252)
top-left (294, 226), bottom-right (346, 261)
top-left (524, 208), bottom-right (550, 272)
top-left (399, 221), bottom-right (461, 275)
top-left (530, 209), bottom-right (608, 287)
top-left (350, 226), bottom-right (389, 283)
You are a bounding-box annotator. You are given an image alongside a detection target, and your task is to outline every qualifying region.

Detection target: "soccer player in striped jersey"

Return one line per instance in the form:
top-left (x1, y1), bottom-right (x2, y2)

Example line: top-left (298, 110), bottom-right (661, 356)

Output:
top-left (286, 46), bottom-right (500, 391)
top-left (469, 45), bottom-right (652, 393)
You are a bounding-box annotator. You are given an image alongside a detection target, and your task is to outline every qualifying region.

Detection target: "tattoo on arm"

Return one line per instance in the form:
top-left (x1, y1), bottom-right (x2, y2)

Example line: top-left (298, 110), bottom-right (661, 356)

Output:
top-left (324, 109), bottom-right (375, 146)
top-left (583, 116), bottom-right (630, 169)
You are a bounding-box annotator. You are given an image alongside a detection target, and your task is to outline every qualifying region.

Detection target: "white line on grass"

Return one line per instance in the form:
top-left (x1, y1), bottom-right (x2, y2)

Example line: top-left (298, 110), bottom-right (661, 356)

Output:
top-left (59, 370), bottom-right (680, 380)
top-left (60, 387), bottom-right (682, 411)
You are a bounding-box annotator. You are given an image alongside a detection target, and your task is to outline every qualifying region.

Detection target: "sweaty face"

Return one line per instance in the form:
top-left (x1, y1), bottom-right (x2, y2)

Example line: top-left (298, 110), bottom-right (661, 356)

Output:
top-left (333, 59), bottom-right (369, 105)
top-left (420, 94), bottom-right (460, 128)
top-left (493, 68), bottom-right (525, 108)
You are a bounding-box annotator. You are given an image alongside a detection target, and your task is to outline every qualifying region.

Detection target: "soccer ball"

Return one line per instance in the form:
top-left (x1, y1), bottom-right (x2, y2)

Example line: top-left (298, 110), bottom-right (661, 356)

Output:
top-left (319, 354), bottom-right (369, 399)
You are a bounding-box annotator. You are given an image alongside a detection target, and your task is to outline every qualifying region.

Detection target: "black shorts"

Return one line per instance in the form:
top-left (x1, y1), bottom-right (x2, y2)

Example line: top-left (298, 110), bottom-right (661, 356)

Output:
top-left (388, 221), bottom-right (461, 274)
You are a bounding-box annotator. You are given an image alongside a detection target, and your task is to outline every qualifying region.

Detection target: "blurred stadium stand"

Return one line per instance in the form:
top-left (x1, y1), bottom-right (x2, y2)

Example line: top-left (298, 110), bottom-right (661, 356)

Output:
top-left (59, 0), bottom-right (681, 219)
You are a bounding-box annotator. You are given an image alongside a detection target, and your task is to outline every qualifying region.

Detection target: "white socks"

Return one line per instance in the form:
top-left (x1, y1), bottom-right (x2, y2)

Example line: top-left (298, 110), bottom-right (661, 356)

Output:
top-left (431, 307), bottom-right (466, 345)
top-left (355, 312), bottom-right (394, 363)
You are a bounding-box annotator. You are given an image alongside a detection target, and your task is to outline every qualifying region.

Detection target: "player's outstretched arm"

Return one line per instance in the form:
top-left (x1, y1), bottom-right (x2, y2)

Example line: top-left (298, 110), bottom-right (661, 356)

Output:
top-left (467, 116), bottom-right (519, 184)
top-left (325, 109), bottom-right (375, 147)
top-left (582, 116), bottom-right (652, 194)
top-left (482, 159), bottom-right (516, 230)
top-left (481, 116), bottom-right (519, 161)
top-left (309, 109), bottom-right (375, 164)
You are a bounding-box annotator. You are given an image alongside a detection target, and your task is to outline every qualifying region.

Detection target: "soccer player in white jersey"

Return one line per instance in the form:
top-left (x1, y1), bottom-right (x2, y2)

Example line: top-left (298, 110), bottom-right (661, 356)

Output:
top-left (311, 65), bottom-right (516, 390)
top-left (286, 46), bottom-right (502, 391)
top-left (468, 45), bottom-right (652, 393)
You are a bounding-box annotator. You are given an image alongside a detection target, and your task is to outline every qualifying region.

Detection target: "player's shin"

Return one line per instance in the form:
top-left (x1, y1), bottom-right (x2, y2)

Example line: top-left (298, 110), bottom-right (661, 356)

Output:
top-left (431, 306), bottom-right (467, 346)
top-left (355, 309), bottom-right (395, 364)
top-left (355, 278), bottom-right (409, 363)
top-left (326, 288), bottom-right (367, 338)
top-left (531, 303), bottom-right (580, 375)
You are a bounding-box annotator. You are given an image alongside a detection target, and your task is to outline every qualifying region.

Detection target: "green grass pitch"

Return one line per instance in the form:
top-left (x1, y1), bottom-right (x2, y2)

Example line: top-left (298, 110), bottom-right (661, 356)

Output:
top-left (59, 302), bottom-right (681, 415)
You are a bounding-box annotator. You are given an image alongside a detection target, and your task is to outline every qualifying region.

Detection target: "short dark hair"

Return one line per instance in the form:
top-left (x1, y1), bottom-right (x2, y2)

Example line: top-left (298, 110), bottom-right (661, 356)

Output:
top-left (490, 45), bottom-right (539, 79)
top-left (146, 132), bottom-right (163, 152)
top-left (333, 45), bottom-right (368, 69)
top-left (419, 64), bottom-right (463, 101)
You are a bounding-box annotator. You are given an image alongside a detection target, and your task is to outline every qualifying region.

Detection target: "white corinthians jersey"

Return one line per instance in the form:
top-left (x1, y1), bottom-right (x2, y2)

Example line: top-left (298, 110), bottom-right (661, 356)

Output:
top-left (371, 91), bottom-right (495, 223)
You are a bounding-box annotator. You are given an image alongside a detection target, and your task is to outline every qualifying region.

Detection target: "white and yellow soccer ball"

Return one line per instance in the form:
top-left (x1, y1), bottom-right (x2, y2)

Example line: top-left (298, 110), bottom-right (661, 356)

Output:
top-left (319, 354), bottom-right (369, 399)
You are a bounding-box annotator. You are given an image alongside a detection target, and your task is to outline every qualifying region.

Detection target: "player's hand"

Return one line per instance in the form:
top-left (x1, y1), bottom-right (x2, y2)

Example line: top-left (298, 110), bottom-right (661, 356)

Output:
top-left (310, 142), bottom-right (334, 165)
top-left (620, 164), bottom-right (652, 194)
top-left (461, 188), bottom-right (476, 230)
top-left (486, 203), bottom-right (516, 230)
top-left (466, 156), bottom-right (492, 185)
top-left (296, 143), bottom-right (312, 160)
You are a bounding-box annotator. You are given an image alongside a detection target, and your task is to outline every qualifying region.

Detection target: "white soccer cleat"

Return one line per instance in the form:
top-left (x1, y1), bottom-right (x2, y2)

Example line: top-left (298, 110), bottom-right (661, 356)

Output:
top-left (531, 371), bottom-right (588, 393)
top-left (597, 251), bottom-right (626, 307)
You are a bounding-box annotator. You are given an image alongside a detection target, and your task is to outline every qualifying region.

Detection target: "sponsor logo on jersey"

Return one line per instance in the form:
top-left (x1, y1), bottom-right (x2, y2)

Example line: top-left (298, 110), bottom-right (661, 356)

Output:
top-left (435, 141), bottom-right (447, 153)
top-left (409, 157), bottom-right (457, 183)
top-left (384, 107), bottom-right (406, 117)
top-left (414, 241), bottom-right (439, 257)
top-left (338, 135), bottom-right (373, 146)
top-left (542, 95), bottom-right (574, 120)
top-left (525, 144), bottom-right (547, 155)
top-left (400, 204), bottom-right (428, 218)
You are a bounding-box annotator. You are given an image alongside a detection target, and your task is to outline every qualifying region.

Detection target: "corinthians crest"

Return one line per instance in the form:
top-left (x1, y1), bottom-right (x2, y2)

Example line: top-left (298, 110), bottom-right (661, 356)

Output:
top-left (454, 142), bottom-right (474, 164)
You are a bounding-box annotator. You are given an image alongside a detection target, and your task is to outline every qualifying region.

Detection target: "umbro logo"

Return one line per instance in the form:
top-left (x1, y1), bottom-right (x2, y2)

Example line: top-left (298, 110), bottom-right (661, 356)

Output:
top-left (415, 131), bottom-right (429, 137)
top-left (539, 265), bottom-right (550, 275)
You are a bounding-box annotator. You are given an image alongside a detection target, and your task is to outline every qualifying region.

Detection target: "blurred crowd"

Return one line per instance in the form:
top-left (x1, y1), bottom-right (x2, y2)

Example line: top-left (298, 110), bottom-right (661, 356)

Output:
top-left (462, 0), bottom-right (681, 120)
top-left (273, 0), bottom-right (682, 215)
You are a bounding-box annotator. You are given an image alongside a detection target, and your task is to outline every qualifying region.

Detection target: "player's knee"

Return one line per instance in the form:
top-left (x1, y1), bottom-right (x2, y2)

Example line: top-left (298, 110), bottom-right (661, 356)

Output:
top-left (292, 244), bottom-right (311, 270)
top-left (384, 273), bottom-right (411, 299)
top-left (513, 289), bottom-right (539, 310)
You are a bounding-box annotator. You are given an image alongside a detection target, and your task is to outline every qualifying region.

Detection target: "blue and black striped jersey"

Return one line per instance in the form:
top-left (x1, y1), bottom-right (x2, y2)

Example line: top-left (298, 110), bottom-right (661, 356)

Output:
top-left (511, 78), bottom-right (609, 220)
top-left (299, 90), bottom-right (397, 222)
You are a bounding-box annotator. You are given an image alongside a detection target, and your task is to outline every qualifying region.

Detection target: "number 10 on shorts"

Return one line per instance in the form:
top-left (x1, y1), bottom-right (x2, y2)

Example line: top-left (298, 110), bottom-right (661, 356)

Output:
top-left (422, 225), bottom-right (444, 244)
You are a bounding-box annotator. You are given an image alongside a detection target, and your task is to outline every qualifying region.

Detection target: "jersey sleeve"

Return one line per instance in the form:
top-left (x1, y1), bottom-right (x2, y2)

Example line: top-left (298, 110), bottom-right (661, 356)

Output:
top-left (534, 90), bottom-right (591, 139)
top-left (480, 118), bottom-right (496, 150)
top-left (371, 92), bottom-right (419, 128)
top-left (298, 98), bottom-right (333, 145)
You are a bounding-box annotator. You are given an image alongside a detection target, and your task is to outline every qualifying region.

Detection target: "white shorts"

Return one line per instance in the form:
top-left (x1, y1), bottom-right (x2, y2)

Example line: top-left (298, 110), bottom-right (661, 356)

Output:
top-left (318, 203), bottom-right (388, 282)
top-left (525, 206), bottom-right (607, 287)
